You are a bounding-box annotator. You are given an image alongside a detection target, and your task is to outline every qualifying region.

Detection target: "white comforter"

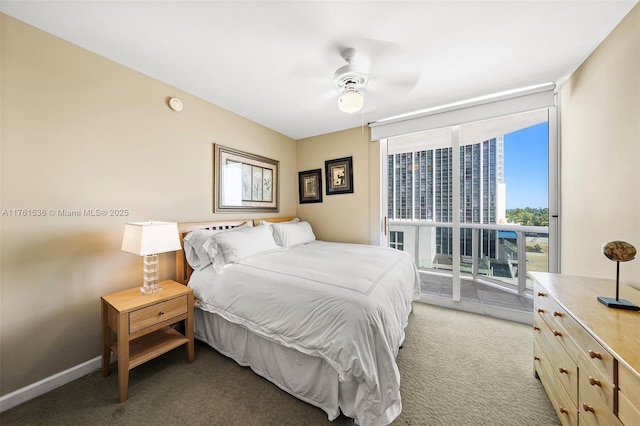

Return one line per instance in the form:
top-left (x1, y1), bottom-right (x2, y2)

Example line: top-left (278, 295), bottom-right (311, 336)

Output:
top-left (188, 241), bottom-right (420, 425)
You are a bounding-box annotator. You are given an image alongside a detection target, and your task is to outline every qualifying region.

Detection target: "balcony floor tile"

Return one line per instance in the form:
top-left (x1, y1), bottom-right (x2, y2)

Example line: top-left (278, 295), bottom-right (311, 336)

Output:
top-left (419, 273), bottom-right (533, 312)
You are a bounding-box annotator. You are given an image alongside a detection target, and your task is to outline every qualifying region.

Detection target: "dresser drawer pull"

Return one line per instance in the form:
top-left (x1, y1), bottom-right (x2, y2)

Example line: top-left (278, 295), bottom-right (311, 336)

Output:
top-left (559, 407), bottom-right (569, 415)
top-left (553, 330), bottom-right (562, 337)
top-left (582, 403), bottom-right (595, 413)
top-left (552, 311), bottom-right (562, 317)
top-left (559, 367), bottom-right (569, 375)
top-left (537, 308), bottom-right (545, 313)
top-left (158, 311), bottom-right (165, 316)
top-left (588, 350), bottom-right (602, 360)
top-left (537, 292), bottom-right (547, 297)
top-left (588, 377), bottom-right (602, 387)
top-left (533, 325), bottom-right (540, 331)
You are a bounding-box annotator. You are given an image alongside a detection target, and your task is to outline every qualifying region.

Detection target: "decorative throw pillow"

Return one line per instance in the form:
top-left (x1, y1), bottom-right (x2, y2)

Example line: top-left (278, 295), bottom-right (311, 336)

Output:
top-left (271, 221), bottom-right (316, 248)
top-left (204, 224), bottom-right (279, 272)
top-left (183, 221), bottom-right (253, 270)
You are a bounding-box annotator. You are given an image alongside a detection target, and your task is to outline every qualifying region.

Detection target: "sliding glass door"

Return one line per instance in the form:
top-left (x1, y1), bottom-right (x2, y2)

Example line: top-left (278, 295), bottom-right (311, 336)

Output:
top-left (383, 107), bottom-right (557, 320)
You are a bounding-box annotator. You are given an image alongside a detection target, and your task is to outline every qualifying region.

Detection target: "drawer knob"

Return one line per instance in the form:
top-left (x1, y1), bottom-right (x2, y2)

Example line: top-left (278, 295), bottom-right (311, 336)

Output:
top-left (537, 308), bottom-right (545, 313)
top-left (533, 325), bottom-right (540, 331)
top-left (159, 311), bottom-right (165, 316)
top-left (553, 330), bottom-right (562, 337)
top-left (559, 407), bottom-right (569, 415)
top-left (589, 377), bottom-right (602, 387)
top-left (559, 367), bottom-right (569, 375)
top-left (588, 350), bottom-right (602, 360)
top-left (537, 292), bottom-right (547, 297)
top-left (553, 311), bottom-right (562, 317)
top-left (582, 403), bottom-right (595, 413)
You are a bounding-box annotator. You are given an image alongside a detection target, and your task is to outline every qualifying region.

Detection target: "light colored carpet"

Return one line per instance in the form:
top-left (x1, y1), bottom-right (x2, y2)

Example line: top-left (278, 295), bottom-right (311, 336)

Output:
top-left (1, 302), bottom-right (559, 425)
top-left (392, 303), bottom-right (559, 425)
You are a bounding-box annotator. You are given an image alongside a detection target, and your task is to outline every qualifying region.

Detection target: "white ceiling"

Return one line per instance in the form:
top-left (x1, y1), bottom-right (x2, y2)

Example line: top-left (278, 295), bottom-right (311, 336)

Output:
top-left (1, 1), bottom-right (637, 140)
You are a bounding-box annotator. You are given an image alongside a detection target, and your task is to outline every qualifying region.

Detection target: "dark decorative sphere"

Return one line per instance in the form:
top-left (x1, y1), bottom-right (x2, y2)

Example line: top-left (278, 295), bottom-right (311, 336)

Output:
top-left (602, 241), bottom-right (636, 262)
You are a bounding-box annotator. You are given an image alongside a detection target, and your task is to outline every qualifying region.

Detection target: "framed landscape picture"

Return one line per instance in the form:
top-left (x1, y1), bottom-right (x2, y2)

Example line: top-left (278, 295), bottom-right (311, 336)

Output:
top-left (325, 156), bottom-right (353, 195)
top-left (298, 169), bottom-right (323, 204)
top-left (213, 144), bottom-right (279, 212)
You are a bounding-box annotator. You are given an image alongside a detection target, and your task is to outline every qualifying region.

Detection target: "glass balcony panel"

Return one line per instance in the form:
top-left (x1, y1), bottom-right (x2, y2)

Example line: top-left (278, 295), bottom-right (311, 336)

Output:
top-left (389, 221), bottom-right (548, 313)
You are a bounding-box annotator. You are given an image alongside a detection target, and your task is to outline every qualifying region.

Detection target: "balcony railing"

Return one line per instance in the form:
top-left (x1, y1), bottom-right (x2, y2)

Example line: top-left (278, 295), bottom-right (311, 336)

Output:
top-left (389, 220), bottom-right (550, 295)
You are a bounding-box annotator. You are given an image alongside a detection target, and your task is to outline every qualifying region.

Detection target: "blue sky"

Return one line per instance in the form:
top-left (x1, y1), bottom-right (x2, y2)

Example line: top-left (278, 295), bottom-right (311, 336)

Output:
top-left (503, 122), bottom-right (548, 209)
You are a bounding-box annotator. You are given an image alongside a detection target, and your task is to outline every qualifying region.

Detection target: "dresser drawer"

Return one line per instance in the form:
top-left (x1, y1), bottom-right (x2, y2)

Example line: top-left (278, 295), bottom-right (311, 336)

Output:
top-left (534, 286), bottom-right (559, 327)
top-left (619, 392), bottom-right (640, 425)
top-left (579, 355), bottom-right (615, 411)
top-left (579, 368), bottom-right (622, 426)
top-left (618, 363), bottom-right (640, 425)
top-left (534, 338), bottom-right (578, 426)
top-left (534, 313), bottom-right (578, 405)
top-left (559, 318), bottom-right (613, 385)
top-left (579, 368), bottom-right (615, 414)
top-left (129, 295), bottom-right (187, 334)
top-left (535, 289), bottom-right (577, 354)
top-left (535, 285), bottom-right (614, 384)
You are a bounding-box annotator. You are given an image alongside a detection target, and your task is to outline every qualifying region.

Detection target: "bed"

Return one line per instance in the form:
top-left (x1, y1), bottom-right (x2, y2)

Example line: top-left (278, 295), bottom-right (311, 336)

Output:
top-left (175, 217), bottom-right (419, 426)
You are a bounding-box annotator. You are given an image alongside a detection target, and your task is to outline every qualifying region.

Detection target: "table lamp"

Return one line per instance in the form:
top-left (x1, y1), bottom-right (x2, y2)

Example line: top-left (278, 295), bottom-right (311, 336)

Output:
top-left (598, 240), bottom-right (639, 311)
top-left (121, 221), bottom-right (181, 295)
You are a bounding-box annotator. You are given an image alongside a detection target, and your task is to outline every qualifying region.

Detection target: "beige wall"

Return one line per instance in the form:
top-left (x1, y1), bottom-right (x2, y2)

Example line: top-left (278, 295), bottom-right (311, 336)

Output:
top-left (296, 127), bottom-right (381, 245)
top-left (3, 0), bottom-right (639, 402)
top-left (0, 15), bottom-right (295, 396)
top-left (559, 3), bottom-right (639, 282)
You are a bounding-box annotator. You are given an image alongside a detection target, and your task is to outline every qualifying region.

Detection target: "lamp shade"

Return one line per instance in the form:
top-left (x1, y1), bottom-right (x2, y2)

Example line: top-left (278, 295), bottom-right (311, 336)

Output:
top-left (121, 221), bottom-right (181, 256)
top-left (338, 90), bottom-right (364, 113)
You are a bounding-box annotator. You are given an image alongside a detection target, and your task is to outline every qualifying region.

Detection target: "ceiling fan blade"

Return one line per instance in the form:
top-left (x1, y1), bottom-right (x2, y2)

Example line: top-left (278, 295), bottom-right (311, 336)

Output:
top-left (367, 69), bottom-right (420, 94)
top-left (298, 90), bottom-right (339, 111)
top-left (290, 38), bottom-right (421, 115)
top-left (289, 62), bottom-right (330, 83)
top-left (333, 38), bottom-right (421, 94)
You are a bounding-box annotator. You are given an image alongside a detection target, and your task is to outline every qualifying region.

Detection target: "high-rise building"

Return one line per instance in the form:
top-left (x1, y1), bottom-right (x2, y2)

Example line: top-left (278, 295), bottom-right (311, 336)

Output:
top-left (388, 137), bottom-right (505, 264)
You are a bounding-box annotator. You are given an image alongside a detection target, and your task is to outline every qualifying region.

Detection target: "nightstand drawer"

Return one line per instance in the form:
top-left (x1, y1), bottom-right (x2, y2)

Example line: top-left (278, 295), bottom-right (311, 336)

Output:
top-left (129, 295), bottom-right (187, 333)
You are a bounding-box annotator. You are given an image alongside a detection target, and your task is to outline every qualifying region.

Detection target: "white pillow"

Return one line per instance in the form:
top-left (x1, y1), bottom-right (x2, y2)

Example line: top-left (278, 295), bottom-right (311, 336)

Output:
top-left (183, 221), bottom-right (252, 270)
top-left (204, 224), bottom-right (278, 271)
top-left (259, 217), bottom-right (300, 227)
top-left (271, 221), bottom-right (316, 248)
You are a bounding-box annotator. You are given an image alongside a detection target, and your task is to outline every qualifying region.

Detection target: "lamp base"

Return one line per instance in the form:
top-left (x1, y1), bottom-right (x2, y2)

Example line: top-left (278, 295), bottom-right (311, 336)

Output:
top-left (140, 283), bottom-right (163, 295)
top-left (140, 254), bottom-right (162, 295)
top-left (597, 296), bottom-right (640, 311)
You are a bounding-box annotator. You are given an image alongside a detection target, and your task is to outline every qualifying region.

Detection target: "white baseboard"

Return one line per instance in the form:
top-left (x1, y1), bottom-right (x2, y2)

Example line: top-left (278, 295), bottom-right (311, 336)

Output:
top-left (0, 356), bottom-right (104, 413)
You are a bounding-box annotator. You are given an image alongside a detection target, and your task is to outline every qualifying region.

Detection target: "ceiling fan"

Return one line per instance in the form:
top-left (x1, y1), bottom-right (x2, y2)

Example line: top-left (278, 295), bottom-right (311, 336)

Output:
top-left (293, 40), bottom-right (420, 115)
top-left (333, 48), bottom-right (368, 113)
top-left (329, 42), bottom-right (420, 114)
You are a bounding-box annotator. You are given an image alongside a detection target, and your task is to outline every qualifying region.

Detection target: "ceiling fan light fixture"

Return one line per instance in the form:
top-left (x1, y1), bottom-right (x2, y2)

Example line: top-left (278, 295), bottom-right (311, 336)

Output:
top-left (338, 87), bottom-right (364, 113)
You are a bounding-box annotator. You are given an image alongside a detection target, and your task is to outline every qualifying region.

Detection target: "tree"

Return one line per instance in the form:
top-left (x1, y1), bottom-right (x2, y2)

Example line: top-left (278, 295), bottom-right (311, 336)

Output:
top-left (506, 207), bottom-right (549, 226)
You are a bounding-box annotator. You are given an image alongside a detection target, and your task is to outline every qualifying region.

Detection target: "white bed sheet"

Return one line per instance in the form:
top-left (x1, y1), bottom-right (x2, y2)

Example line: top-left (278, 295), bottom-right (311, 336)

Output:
top-left (189, 241), bottom-right (420, 425)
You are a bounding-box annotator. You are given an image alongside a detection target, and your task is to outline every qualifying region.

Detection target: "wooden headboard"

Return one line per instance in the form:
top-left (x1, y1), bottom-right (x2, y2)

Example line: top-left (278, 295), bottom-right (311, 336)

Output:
top-left (175, 217), bottom-right (296, 284)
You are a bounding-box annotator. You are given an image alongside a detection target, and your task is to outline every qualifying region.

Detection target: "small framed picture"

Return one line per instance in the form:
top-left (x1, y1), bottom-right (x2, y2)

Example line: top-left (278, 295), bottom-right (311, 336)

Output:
top-left (298, 169), bottom-right (323, 203)
top-left (325, 156), bottom-right (353, 195)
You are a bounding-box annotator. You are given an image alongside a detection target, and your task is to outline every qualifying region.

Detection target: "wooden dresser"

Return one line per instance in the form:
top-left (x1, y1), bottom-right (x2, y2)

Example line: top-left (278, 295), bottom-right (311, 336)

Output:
top-left (530, 272), bottom-right (640, 426)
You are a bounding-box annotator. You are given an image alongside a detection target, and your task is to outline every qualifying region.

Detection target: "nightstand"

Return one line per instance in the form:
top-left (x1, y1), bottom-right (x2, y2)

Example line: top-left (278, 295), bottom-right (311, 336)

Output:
top-left (101, 280), bottom-right (194, 402)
